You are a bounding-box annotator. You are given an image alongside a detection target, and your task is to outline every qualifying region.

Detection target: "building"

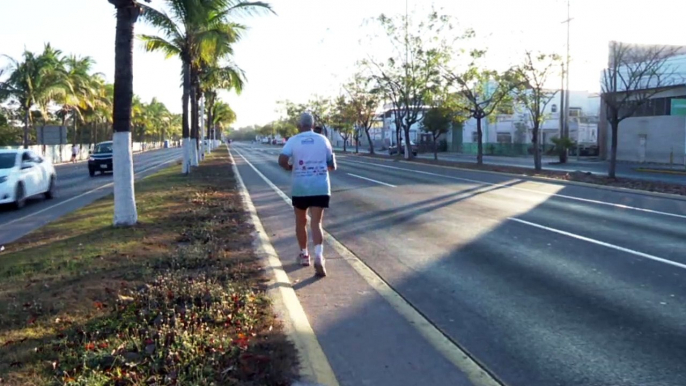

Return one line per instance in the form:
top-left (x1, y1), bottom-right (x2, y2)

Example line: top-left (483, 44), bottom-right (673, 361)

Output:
top-left (598, 42), bottom-right (686, 164)
top-left (459, 90), bottom-right (600, 156)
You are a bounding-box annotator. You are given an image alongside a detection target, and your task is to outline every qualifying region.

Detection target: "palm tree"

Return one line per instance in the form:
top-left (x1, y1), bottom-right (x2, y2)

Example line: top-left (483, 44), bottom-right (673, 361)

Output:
top-left (140, 0), bottom-right (272, 171)
top-left (210, 100), bottom-right (235, 140)
top-left (200, 58), bottom-right (244, 151)
top-left (0, 44), bottom-right (68, 148)
top-left (59, 55), bottom-right (100, 144)
top-left (108, 0), bottom-right (150, 226)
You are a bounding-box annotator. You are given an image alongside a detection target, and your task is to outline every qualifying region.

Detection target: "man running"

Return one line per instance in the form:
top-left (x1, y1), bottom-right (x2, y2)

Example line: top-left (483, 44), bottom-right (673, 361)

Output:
top-left (278, 112), bottom-right (336, 277)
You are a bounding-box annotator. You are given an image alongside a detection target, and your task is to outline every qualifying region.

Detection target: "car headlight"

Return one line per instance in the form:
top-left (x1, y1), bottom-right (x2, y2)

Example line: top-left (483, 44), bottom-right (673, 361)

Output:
top-left (88, 157), bottom-right (95, 162)
top-left (0, 176), bottom-right (7, 184)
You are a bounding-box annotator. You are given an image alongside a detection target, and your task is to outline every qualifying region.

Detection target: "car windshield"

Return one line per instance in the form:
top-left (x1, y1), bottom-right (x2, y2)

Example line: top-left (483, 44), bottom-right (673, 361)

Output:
top-left (0, 153), bottom-right (17, 169)
top-left (94, 143), bottom-right (112, 154)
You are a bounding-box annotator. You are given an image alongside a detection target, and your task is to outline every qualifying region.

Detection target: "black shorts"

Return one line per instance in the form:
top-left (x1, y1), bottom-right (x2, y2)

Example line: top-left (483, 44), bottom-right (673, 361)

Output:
top-left (292, 195), bottom-right (330, 210)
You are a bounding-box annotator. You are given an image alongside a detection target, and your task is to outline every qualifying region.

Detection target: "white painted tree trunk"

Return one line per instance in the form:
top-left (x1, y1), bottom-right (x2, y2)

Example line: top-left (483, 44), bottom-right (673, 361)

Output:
top-left (191, 139), bottom-right (199, 166)
top-left (113, 131), bottom-right (138, 226)
top-left (182, 137), bottom-right (191, 174)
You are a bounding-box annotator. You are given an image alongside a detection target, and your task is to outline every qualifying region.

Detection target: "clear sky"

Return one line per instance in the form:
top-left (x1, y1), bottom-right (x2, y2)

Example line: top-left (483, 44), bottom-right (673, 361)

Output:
top-left (1, 0), bottom-right (684, 128)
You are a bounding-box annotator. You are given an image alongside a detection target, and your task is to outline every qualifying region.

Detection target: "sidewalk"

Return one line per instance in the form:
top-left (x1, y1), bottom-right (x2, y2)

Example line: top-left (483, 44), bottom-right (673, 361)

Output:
top-left (232, 146), bottom-right (498, 386)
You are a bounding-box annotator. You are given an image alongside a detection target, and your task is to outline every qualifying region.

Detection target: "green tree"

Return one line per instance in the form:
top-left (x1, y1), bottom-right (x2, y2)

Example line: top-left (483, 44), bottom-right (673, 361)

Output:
top-left (211, 100), bottom-right (236, 140)
top-left (0, 44), bottom-right (69, 148)
top-left (514, 52), bottom-right (561, 171)
top-left (442, 49), bottom-right (518, 165)
top-left (343, 72), bottom-right (382, 154)
top-left (330, 95), bottom-right (357, 152)
top-left (366, 11), bottom-right (453, 159)
top-left (141, 0), bottom-right (271, 169)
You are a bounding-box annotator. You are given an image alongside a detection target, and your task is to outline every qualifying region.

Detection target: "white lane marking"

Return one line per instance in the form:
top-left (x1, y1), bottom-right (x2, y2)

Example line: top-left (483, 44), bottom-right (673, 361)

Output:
top-left (347, 173), bottom-right (397, 188)
top-left (509, 217), bottom-right (686, 270)
top-left (233, 147), bottom-right (502, 386)
top-left (0, 155), bottom-right (180, 229)
top-left (339, 158), bottom-right (686, 221)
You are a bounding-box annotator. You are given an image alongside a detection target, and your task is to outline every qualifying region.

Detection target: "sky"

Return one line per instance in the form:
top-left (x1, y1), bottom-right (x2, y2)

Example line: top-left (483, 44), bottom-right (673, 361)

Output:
top-left (1, 0), bottom-right (684, 129)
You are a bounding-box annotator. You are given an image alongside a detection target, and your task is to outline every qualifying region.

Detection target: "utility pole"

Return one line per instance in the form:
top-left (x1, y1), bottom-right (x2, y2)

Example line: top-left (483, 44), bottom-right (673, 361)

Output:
top-left (563, 0), bottom-right (572, 153)
top-left (559, 62), bottom-right (565, 144)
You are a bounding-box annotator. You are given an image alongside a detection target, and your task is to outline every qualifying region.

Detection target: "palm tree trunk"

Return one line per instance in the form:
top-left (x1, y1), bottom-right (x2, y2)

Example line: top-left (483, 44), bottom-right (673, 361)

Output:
top-left (182, 60), bottom-right (191, 173)
top-left (206, 94), bottom-right (214, 151)
top-left (190, 85), bottom-right (199, 166)
top-left (23, 107), bottom-right (30, 149)
top-left (110, 0), bottom-right (140, 226)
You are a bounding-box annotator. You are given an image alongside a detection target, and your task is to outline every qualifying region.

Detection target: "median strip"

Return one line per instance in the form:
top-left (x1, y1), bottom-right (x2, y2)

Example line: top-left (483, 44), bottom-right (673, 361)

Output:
top-left (0, 152), bottom-right (296, 385)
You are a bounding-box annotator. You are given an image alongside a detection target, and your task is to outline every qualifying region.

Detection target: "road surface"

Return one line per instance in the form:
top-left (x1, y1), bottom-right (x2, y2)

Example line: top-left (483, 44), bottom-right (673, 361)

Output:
top-left (233, 142), bottom-right (686, 386)
top-left (333, 146), bottom-right (686, 185)
top-left (0, 147), bottom-right (182, 246)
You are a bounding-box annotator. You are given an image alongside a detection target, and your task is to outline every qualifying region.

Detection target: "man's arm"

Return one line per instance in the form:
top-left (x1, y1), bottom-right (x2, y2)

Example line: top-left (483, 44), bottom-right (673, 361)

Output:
top-left (278, 154), bottom-right (292, 171)
top-left (325, 140), bottom-right (336, 171)
top-left (279, 138), bottom-right (293, 171)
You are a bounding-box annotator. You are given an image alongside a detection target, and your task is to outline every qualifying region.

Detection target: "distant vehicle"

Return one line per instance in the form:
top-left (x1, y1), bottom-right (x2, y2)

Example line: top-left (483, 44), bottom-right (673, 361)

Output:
top-left (88, 141), bottom-right (113, 177)
top-left (389, 140), bottom-right (418, 156)
top-left (0, 149), bottom-right (56, 209)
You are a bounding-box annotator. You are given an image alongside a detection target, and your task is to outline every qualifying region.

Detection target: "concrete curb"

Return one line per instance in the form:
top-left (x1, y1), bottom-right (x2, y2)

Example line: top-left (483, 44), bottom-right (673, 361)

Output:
top-left (635, 168), bottom-right (686, 176)
top-left (342, 153), bottom-right (686, 203)
top-left (227, 145), bottom-right (338, 386)
top-left (234, 145), bottom-right (504, 386)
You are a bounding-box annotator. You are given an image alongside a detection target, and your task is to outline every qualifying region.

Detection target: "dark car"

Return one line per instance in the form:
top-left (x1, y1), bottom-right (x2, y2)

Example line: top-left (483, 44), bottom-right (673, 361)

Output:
top-left (388, 140), bottom-right (418, 156)
top-left (88, 141), bottom-right (113, 176)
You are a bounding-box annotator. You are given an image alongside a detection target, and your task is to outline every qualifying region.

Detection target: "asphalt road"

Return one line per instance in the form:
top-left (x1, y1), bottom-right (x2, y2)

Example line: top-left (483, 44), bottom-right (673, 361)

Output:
top-left (233, 142), bottom-right (686, 386)
top-left (332, 146), bottom-right (686, 185)
top-left (0, 147), bottom-right (183, 246)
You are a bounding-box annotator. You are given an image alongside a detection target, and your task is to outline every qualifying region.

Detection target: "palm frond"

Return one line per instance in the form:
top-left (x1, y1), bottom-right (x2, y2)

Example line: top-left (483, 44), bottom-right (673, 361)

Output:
top-left (139, 35), bottom-right (183, 59)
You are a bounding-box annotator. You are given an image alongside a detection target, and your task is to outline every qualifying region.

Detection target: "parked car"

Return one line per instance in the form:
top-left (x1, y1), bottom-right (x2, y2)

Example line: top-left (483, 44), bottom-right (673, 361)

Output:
top-left (388, 140), bottom-right (418, 156)
top-left (88, 141), bottom-right (113, 177)
top-left (0, 149), bottom-right (56, 209)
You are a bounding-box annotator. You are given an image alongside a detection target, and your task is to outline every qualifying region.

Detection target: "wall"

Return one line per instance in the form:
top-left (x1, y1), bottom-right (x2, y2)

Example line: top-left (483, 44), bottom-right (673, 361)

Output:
top-left (607, 115), bottom-right (686, 164)
top-left (2, 141), bottom-right (166, 165)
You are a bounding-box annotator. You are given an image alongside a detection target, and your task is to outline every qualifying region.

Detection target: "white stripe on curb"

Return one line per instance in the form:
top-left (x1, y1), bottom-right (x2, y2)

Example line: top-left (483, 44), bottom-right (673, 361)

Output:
top-left (227, 145), bottom-right (339, 386)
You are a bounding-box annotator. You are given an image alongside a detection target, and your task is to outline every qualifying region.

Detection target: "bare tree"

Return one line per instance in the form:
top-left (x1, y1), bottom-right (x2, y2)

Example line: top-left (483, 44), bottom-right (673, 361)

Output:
top-left (514, 52), bottom-right (561, 171)
top-left (601, 42), bottom-right (680, 178)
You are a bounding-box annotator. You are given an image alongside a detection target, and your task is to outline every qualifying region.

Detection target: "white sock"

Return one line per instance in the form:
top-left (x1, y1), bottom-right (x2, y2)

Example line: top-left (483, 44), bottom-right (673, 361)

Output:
top-left (301, 248), bottom-right (309, 256)
top-left (314, 244), bottom-right (323, 258)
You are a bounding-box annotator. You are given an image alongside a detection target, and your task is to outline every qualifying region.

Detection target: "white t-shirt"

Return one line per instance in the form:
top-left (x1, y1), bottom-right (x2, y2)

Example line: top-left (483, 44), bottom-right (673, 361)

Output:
top-left (281, 131), bottom-right (335, 197)
top-left (72, 145), bottom-right (78, 155)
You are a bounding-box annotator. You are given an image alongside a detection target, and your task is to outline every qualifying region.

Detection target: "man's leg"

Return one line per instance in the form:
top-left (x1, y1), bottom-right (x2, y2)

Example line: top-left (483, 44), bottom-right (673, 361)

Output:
top-left (294, 206), bottom-right (310, 266)
top-left (309, 206), bottom-right (327, 277)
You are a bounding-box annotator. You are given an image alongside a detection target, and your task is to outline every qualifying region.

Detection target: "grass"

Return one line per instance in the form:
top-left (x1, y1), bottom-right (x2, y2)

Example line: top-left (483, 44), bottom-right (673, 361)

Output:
top-left (0, 151), bottom-right (296, 385)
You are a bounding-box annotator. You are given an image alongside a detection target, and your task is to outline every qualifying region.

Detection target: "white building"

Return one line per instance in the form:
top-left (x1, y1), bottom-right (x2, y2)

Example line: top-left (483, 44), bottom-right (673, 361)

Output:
top-left (459, 90), bottom-right (600, 156)
top-left (598, 42), bottom-right (686, 164)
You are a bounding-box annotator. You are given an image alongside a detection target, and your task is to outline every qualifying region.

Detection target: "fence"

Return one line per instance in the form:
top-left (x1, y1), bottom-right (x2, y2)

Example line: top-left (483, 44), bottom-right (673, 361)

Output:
top-left (1, 142), bottom-right (166, 164)
top-left (457, 143), bottom-right (557, 157)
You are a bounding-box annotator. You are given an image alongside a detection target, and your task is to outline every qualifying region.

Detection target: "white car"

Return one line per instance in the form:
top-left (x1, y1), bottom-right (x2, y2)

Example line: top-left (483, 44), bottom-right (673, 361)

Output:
top-left (0, 149), bottom-right (56, 209)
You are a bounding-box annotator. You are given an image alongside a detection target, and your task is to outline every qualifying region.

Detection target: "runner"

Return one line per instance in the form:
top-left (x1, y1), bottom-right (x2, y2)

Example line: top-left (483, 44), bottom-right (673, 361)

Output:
top-left (278, 113), bottom-right (336, 277)
top-left (71, 144), bottom-right (79, 163)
